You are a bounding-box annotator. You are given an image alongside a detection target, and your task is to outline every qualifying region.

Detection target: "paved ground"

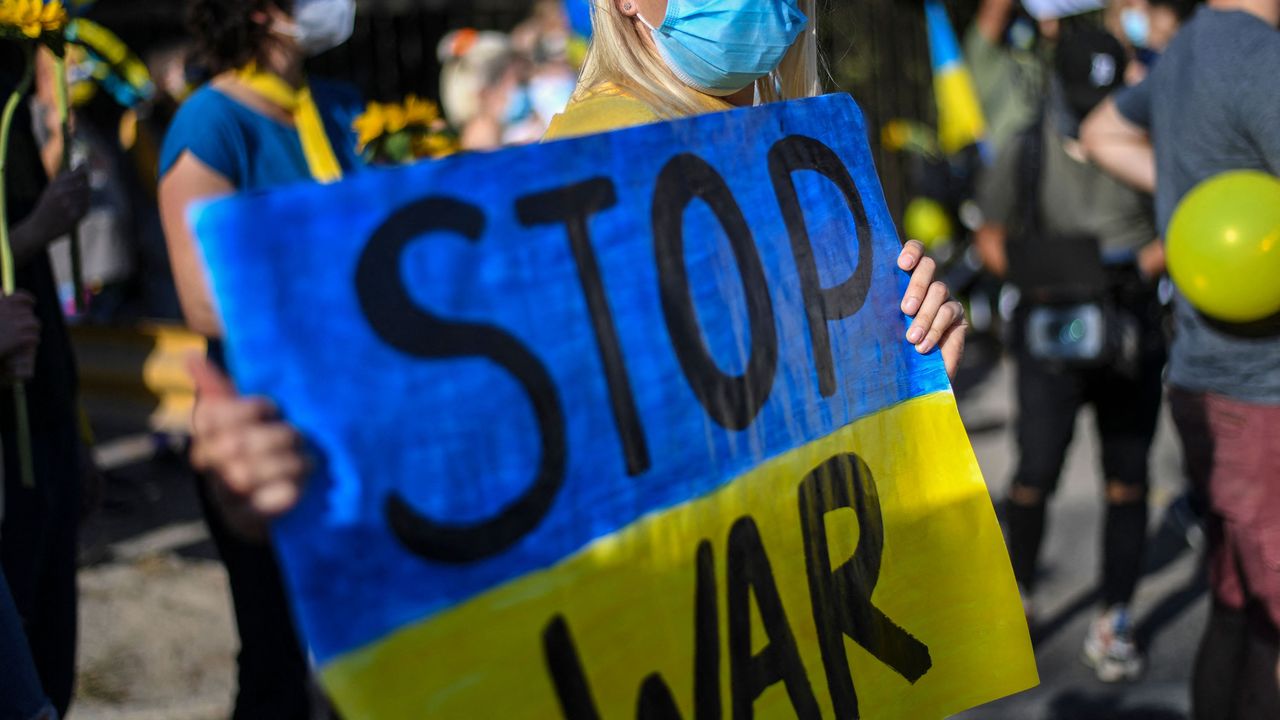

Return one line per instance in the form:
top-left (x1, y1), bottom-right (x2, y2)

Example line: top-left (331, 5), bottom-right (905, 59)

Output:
top-left (67, 342), bottom-right (1207, 719)
top-left (71, 446), bottom-right (235, 720)
top-left (955, 341), bottom-right (1205, 720)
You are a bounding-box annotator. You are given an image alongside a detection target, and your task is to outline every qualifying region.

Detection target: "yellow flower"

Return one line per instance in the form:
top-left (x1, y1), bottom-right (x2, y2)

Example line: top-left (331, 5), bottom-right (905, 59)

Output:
top-left (401, 95), bottom-right (440, 128)
top-left (382, 103), bottom-right (407, 135)
top-left (0, 0), bottom-right (68, 38)
top-left (880, 120), bottom-right (910, 154)
top-left (412, 132), bottom-right (459, 160)
top-left (354, 96), bottom-right (455, 158)
top-left (353, 102), bottom-right (388, 152)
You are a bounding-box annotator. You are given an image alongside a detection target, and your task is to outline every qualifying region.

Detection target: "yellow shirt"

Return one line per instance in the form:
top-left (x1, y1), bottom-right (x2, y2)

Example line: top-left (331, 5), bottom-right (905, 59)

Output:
top-left (543, 82), bottom-right (734, 140)
top-left (543, 82), bottom-right (663, 140)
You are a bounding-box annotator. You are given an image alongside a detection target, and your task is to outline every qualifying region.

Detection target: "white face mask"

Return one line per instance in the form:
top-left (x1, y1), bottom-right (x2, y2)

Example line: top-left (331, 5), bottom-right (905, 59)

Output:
top-left (281, 0), bottom-right (357, 56)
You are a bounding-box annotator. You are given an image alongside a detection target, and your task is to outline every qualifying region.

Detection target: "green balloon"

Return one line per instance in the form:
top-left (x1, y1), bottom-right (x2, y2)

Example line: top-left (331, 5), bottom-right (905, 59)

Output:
top-left (903, 198), bottom-right (953, 250)
top-left (1167, 171), bottom-right (1280, 323)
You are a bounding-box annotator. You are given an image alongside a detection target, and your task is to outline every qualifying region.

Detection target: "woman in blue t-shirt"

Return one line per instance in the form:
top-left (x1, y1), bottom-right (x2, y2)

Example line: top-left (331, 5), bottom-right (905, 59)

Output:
top-left (160, 0), bottom-right (363, 339)
top-left (157, 1), bottom-right (361, 717)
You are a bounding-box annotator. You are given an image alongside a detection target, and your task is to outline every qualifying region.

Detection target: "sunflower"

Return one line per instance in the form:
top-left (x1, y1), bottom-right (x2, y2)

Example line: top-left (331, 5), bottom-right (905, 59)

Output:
top-left (353, 101), bottom-right (388, 152)
top-left (401, 95), bottom-right (441, 127)
top-left (0, 0), bottom-right (68, 39)
top-left (353, 96), bottom-right (447, 153)
top-left (412, 131), bottom-right (459, 160)
top-left (354, 95), bottom-right (458, 163)
top-left (381, 103), bottom-right (408, 135)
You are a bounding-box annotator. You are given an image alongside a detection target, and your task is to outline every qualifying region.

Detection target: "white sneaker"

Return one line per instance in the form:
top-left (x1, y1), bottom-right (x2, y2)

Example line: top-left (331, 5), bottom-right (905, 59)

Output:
top-left (1082, 606), bottom-right (1144, 683)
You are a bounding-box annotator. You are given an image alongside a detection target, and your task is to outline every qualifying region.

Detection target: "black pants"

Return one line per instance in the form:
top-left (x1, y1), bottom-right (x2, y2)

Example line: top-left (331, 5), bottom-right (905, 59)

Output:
top-left (1193, 602), bottom-right (1280, 720)
top-left (196, 475), bottom-right (327, 720)
top-left (0, 416), bottom-right (80, 718)
top-left (0, 569), bottom-right (55, 719)
top-left (1006, 291), bottom-right (1165, 606)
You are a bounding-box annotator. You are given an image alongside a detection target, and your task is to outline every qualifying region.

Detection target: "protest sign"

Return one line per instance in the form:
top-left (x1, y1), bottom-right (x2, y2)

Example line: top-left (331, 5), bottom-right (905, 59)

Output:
top-left (194, 93), bottom-right (1037, 718)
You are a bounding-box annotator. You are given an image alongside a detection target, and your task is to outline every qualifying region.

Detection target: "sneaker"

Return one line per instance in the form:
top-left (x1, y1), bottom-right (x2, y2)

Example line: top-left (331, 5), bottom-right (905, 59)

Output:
top-left (1082, 606), bottom-right (1144, 683)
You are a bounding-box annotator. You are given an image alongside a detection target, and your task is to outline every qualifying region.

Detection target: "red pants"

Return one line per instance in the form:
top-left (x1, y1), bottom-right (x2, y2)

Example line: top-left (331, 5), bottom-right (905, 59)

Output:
top-left (1170, 388), bottom-right (1280, 628)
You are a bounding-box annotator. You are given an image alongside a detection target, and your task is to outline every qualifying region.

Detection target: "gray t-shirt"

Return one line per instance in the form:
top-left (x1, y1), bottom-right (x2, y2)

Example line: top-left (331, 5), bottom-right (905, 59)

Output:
top-left (1114, 7), bottom-right (1280, 402)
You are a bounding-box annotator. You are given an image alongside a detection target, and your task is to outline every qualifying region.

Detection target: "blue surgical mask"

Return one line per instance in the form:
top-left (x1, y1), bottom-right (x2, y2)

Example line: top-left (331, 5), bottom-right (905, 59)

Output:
top-left (637, 0), bottom-right (809, 97)
top-left (1121, 8), bottom-right (1150, 48)
top-left (503, 85), bottom-right (533, 124)
top-left (529, 74), bottom-right (577, 120)
top-left (1006, 17), bottom-right (1036, 52)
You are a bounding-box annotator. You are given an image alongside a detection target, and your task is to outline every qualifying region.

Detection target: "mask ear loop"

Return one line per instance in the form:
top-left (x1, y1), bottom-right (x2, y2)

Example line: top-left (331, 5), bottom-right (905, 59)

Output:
top-left (770, 71), bottom-right (784, 101)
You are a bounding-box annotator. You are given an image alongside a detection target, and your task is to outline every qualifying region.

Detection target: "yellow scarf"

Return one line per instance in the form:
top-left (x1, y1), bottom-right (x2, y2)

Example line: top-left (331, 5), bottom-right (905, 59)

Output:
top-left (235, 64), bottom-right (343, 183)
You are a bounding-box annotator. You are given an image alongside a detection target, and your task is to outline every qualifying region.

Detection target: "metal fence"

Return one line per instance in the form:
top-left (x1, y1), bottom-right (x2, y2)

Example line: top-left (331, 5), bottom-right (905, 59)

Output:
top-left (821, 0), bottom-right (981, 219)
top-left (310, 0), bottom-right (537, 102)
top-left (316, 0), bottom-right (982, 221)
top-left (92, 0), bottom-right (984, 221)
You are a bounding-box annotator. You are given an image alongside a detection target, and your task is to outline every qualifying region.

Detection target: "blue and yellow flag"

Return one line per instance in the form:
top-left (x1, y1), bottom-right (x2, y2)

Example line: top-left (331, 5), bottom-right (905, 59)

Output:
top-left (565, 0), bottom-right (593, 38)
top-left (194, 94), bottom-right (1035, 719)
top-left (925, 0), bottom-right (987, 157)
top-left (65, 18), bottom-right (155, 108)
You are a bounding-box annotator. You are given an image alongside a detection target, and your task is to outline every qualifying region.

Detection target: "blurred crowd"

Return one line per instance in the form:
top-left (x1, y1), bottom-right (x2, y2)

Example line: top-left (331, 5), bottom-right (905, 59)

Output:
top-left (1, 2), bottom-right (588, 718)
top-left (1, 0), bottom-right (1278, 718)
top-left (439, 0), bottom-right (582, 149)
top-left (952, 0), bottom-right (1280, 715)
top-left (963, 0), bottom-right (1189, 686)
top-left (8, 0), bottom-right (584, 325)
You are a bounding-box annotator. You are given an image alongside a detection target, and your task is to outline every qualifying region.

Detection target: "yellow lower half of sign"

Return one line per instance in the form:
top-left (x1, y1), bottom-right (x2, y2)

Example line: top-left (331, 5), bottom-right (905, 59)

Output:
top-left (322, 392), bottom-right (1038, 719)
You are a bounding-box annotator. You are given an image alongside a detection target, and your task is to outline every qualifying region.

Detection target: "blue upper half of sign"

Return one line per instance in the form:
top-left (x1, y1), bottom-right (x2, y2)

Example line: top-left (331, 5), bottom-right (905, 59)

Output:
top-left (194, 93), bottom-right (950, 664)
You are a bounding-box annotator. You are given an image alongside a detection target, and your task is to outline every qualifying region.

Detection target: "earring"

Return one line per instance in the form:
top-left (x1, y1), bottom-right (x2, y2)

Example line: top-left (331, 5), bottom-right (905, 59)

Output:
top-left (623, 2), bottom-right (634, 11)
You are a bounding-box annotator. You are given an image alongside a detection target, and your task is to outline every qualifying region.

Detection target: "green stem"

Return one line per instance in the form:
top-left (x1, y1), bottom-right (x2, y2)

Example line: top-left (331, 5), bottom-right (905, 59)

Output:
top-left (1, 48), bottom-right (35, 293)
top-left (0, 44), bottom-right (37, 489)
top-left (53, 54), bottom-right (84, 314)
top-left (11, 384), bottom-right (33, 488)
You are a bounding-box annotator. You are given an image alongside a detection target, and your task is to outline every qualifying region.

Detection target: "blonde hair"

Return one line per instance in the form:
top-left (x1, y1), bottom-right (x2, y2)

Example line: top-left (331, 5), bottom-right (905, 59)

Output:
top-left (575, 0), bottom-right (821, 119)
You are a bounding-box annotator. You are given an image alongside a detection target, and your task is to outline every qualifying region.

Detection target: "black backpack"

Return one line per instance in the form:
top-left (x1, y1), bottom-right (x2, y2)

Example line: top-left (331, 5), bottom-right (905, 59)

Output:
top-left (1005, 114), bottom-right (1108, 305)
top-left (1004, 115), bottom-right (1140, 371)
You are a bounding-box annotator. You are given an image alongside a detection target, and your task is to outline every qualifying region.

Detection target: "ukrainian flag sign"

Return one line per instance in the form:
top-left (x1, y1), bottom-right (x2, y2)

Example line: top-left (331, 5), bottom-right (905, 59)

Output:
top-left (194, 94), bottom-right (1036, 719)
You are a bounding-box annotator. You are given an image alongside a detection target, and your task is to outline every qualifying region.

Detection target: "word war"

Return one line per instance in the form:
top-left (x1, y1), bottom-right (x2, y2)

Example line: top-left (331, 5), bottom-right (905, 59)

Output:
top-left (547, 453), bottom-right (931, 720)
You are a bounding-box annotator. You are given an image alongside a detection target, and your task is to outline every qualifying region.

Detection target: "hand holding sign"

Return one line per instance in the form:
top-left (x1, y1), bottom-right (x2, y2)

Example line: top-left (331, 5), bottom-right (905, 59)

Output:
top-left (897, 239), bottom-right (967, 377)
top-left (189, 355), bottom-right (308, 539)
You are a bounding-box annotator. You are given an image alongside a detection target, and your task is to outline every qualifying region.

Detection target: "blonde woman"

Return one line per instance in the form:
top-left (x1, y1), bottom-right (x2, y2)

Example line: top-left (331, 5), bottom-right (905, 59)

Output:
top-left (546, 0), bottom-right (964, 357)
top-left (545, 0), bottom-right (820, 136)
top-left (188, 0), bottom-right (967, 532)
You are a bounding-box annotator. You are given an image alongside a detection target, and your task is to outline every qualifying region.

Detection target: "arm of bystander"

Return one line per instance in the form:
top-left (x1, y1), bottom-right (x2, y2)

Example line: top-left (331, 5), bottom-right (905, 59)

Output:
top-left (158, 152), bottom-right (236, 338)
top-left (1082, 92), bottom-right (1156, 194)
